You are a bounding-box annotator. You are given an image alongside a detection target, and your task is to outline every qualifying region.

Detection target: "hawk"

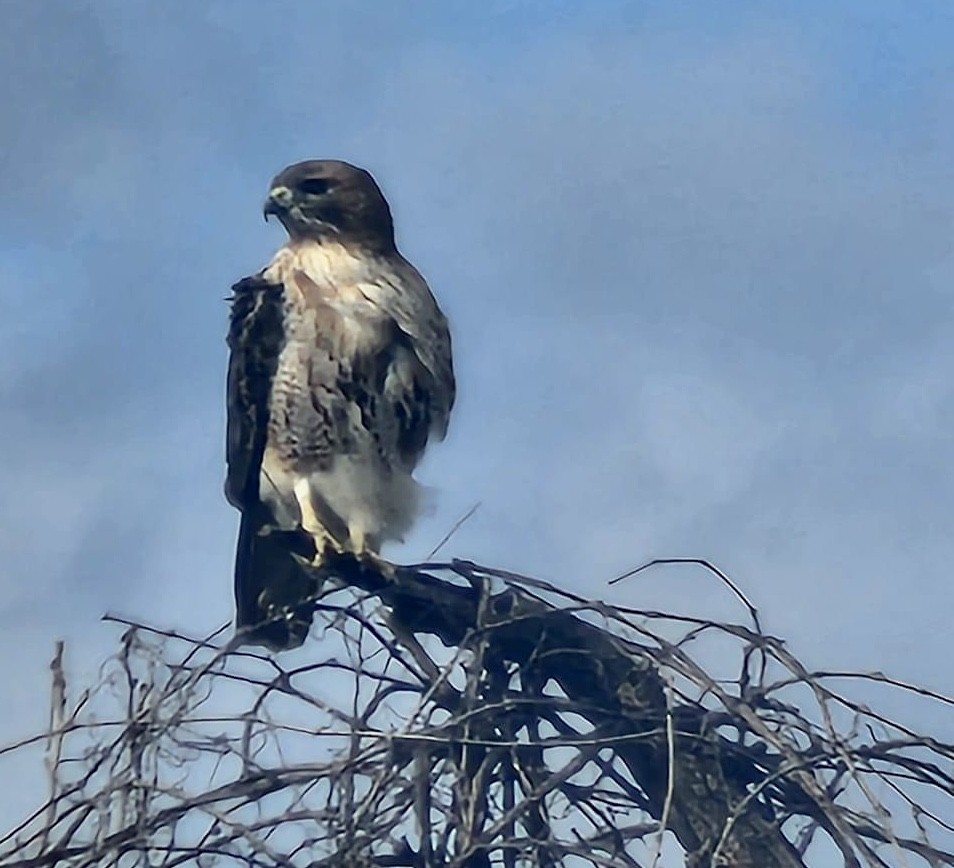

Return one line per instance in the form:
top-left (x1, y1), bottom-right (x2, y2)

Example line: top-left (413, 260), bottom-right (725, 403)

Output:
top-left (225, 160), bottom-right (455, 649)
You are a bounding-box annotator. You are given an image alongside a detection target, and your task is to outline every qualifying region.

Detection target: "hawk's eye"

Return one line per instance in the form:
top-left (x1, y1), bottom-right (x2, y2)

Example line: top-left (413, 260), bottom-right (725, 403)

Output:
top-left (299, 178), bottom-right (332, 196)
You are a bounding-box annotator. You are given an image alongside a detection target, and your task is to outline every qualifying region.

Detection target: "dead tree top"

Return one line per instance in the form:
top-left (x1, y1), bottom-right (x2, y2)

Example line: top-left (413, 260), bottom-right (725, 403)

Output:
top-left (2, 554), bottom-right (952, 868)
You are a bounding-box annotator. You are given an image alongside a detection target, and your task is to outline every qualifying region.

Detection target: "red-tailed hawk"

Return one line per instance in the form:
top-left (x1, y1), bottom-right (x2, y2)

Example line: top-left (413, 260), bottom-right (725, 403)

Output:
top-left (225, 160), bottom-right (455, 649)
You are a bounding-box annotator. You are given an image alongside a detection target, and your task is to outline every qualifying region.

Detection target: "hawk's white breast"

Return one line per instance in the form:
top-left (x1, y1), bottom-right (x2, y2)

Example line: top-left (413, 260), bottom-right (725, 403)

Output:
top-left (260, 239), bottom-right (422, 556)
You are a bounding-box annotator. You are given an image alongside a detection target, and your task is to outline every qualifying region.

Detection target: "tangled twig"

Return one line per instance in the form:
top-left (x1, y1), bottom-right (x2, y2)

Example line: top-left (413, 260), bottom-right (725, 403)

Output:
top-left (1, 555), bottom-right (951, 867)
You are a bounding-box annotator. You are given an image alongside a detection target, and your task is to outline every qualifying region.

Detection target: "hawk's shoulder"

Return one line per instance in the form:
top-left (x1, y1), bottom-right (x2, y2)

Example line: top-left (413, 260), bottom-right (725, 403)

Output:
top-left (227, 275), bottom-right (285, 347)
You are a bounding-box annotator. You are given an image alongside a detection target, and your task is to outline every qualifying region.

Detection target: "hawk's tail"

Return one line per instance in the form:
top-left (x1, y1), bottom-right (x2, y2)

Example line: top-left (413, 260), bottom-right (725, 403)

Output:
top-left (233, 513), bottom-right (317, 650)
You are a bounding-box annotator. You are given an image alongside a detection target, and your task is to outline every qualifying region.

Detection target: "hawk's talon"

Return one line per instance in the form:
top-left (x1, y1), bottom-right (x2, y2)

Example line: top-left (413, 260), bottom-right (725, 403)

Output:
top-left (356, 550), bottom-right (396, 579)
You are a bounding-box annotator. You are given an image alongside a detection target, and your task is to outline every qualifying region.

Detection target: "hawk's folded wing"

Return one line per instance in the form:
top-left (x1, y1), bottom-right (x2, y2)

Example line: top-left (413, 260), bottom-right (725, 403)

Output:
top-left (362, 258), bottom-right (456, 443)
top-left (225, 275), bottom-right (285, 512)
top-left (226, 275), bottom-right (315, 650)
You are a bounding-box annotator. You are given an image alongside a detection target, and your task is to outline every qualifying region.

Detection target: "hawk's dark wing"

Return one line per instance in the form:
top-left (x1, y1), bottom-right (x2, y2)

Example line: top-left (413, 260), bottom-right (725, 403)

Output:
top-left (225, 275), bottom-right (285, 512)
top-left (225, 275), bottom-right (315, 650)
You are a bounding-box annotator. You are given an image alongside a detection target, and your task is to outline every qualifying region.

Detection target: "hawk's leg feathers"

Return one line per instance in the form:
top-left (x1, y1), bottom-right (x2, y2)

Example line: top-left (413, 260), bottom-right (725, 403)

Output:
top-left (294, 478), bottom-right (346, 561)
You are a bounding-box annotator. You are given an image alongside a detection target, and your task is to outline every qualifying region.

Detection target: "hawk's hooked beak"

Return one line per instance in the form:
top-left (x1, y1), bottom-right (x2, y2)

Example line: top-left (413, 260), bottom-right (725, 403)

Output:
top-left (263, 185), bottom-right (294, 221)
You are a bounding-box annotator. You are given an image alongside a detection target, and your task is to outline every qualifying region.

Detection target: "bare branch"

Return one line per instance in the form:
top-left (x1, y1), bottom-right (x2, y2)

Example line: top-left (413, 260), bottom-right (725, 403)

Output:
top-left (2, 555), bottom-right (950, 868)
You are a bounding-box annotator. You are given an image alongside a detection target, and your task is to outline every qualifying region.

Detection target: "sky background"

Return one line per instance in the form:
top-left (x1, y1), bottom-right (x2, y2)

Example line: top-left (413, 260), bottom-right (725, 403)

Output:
top-left (1, 0), bottom-right (953, 834)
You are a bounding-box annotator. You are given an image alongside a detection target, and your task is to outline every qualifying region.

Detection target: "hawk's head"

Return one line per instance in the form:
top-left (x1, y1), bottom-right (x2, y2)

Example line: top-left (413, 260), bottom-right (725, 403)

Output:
top-left (263, 159), bottom-right (395, 250)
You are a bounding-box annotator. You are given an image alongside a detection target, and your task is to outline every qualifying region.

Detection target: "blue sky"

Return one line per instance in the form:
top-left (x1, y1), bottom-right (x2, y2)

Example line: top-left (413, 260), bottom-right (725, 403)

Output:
top-left (1, 0), bottom-right (953, 826)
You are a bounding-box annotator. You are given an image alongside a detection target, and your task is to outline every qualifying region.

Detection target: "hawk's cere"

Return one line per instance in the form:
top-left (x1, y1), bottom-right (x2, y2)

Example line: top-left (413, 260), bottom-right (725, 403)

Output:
top-left (225, 160), bottom-right (455, 649)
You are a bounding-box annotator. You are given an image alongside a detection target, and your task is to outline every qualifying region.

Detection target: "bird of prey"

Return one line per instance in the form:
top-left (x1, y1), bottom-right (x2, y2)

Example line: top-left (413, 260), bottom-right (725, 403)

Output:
top-left (225, 160), bottom-right (455, 649)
